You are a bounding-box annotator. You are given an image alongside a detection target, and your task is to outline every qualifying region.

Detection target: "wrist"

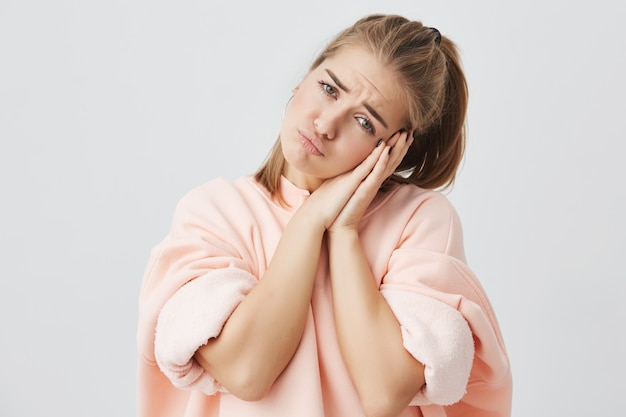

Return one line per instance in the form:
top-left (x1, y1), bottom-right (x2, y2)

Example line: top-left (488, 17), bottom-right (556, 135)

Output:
top-left (292, 203), bottom-right (328, 235)
top-left (327, 226), bottom-right (360, 241)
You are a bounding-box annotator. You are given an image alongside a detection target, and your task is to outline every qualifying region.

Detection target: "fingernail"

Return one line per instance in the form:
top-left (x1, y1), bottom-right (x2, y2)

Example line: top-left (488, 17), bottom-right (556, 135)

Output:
top-left (376, 139), bottom-right (383, 147)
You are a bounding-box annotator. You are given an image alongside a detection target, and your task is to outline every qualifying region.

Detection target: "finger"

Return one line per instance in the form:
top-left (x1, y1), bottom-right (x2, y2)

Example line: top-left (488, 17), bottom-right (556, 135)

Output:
top-left (387, 131), bottom-right (414, 168)
top-left (386, 130), bottom-right (411, 155)
top-left (371, 137), bottom-right (405, 175)
top-left (385, 130), bottom-right (405, 147)
top-left (393, 130), bottom-right (412, 149)
top-left (362, 141), bottom-right (387, 173)
top-left (360, 144), bottom-right (393, 186)
top-left (339, 144), bottom-right (385, 185)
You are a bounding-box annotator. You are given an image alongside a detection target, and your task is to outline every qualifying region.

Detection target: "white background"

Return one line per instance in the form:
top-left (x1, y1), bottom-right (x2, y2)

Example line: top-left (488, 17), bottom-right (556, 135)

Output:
top-left (1, 0), bottom-right (624, 415)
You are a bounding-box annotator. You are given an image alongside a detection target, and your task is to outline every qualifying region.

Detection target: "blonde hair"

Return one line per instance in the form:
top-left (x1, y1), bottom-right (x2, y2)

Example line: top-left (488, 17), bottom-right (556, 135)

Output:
top-left (255, 14), bottom-right (468, 199)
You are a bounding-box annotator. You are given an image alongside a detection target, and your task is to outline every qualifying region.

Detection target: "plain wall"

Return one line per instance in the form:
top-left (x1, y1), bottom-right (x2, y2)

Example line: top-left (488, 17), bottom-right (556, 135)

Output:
top-left (1, 0), bottom-right (624, 415)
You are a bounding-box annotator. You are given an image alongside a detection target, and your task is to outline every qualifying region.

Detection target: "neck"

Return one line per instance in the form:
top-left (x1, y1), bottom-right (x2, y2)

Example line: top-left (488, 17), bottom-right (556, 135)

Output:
top-left (283, 164), bottom-right (324, 192)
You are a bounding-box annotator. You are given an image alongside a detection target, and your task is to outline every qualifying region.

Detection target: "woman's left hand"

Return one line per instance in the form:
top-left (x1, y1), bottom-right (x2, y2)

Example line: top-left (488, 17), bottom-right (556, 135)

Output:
top-left (329, 130), bottom-right (414, 232)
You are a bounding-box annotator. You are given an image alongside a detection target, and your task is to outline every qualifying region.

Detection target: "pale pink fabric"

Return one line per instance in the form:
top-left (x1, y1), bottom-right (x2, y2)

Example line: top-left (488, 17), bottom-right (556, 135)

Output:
top-left (381, 290), bottom-right (474, 406)
top-left (137, 176), bottom-right (512, 417)
top-left (154, 267), bottom-right (257, 393)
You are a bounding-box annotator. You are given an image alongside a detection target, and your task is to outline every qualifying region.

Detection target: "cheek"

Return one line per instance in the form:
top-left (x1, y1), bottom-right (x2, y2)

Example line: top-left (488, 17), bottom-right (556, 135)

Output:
top-left (337, 141), bottom-right (374, 171)
top-left (290, 84), bottom-right (317, 114)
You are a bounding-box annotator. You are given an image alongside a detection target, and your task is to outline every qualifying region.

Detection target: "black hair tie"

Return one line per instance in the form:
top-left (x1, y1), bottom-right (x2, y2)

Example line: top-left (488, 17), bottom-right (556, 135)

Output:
top-left (430, 27), bottom-right (442, 46)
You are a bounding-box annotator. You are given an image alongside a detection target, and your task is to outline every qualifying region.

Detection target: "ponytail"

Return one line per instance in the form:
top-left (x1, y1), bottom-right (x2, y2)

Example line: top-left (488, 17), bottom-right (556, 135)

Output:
top-left (391, 36), bottom-right (468, 190)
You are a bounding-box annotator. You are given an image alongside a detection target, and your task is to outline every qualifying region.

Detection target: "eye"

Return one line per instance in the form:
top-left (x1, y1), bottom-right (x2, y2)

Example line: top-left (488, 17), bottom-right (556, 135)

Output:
top-left (357, 116), bottom-right (375, 135)
top-left (318, 81), bottom-right (337, 98)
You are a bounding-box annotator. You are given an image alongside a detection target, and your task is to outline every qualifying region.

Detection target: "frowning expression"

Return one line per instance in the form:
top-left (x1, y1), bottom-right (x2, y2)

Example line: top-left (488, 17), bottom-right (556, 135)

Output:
top-left (280, 45), bottom-right (407, 191)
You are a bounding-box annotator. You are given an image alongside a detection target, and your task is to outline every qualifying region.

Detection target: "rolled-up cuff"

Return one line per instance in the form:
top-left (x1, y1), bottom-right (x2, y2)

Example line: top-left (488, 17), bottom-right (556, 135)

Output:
top-left (381, 289), bottom-right (474, 406)
top-left (154, 267), bottom-right (257, 394)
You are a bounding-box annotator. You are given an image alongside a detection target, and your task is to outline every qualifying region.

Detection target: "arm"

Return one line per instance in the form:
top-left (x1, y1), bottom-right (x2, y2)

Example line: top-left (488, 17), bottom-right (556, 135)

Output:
top-left (194, 207), bottom-right (325, 401)
top-left (327, 131), bottom-right (424, 417)
top-left (328, 230), bottom-right (425, 417)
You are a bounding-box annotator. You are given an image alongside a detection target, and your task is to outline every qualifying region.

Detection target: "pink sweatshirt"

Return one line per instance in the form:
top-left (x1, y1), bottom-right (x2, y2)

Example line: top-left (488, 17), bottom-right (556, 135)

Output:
top-left (137, 176), bottom-right (512, 417)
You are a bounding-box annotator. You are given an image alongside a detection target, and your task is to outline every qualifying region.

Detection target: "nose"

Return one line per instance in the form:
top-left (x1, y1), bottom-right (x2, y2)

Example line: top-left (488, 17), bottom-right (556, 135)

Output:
top-left (313, 109), bottom-right (340, 140)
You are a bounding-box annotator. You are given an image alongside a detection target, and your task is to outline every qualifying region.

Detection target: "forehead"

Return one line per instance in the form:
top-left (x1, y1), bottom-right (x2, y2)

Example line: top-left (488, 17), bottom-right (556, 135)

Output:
top-left (314, 45), bottom-right (407, 127)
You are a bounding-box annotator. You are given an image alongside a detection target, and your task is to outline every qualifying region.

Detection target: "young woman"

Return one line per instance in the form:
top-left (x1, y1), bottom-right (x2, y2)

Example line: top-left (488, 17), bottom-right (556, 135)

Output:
top-left (137, 14), bottom-right (512, 417)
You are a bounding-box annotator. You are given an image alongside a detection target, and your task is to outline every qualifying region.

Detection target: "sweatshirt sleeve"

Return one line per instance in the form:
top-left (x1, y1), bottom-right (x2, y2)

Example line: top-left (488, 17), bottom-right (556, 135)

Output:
top-left (380, 287), bottom-right (474, 405)
top-left (378, 191), bottom-right (510, 407)
top-left (137, 180), bottom-right (260, 394)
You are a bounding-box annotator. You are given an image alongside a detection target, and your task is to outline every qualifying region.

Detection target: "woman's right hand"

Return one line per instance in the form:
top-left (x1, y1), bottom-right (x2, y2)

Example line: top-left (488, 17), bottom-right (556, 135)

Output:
top-left (300, 141), bottom-right (390, 230)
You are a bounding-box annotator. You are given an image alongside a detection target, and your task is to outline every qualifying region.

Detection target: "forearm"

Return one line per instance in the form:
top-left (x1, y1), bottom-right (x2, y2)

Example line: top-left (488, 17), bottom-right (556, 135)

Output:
top-left (328, 229), bottom-right (425, 417)
top-left (195, 211), bottom-right (325, 400)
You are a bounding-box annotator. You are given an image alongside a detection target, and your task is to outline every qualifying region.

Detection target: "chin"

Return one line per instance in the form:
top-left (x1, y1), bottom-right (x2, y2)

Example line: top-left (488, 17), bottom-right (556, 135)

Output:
top-left (283, 155), bottom-right (332, 182)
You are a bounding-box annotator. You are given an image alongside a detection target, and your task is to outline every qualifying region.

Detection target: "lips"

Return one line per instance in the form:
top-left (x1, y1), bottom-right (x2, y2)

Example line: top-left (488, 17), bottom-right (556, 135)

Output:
top-left (298, 130), bottom-right (324, 156)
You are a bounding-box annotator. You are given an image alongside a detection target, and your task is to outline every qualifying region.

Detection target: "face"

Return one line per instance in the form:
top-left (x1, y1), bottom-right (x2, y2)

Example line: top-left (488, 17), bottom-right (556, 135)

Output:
top-left (280, 45), bottom-right (407, 191)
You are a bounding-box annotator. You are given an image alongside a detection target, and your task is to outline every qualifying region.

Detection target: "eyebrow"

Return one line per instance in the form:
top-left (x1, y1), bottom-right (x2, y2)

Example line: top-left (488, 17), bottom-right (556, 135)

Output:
top-left (325, 69), bottom-right (389, 129)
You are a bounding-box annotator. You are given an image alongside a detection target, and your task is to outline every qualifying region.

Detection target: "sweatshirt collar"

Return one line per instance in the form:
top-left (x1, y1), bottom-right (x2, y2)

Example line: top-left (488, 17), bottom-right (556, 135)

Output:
top-left (280, 175), bottom-right (311, 209)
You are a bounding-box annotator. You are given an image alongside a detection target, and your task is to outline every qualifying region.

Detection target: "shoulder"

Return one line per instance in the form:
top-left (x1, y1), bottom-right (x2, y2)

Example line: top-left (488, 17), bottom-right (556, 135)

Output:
top-left (369, 184), bottom-right (465, 258)
top-left (176, 176), bottom-right (267, 211)
top-left (370, 183), bottom-right (459, 225)
top-left (171, 176), bottom-right (270, 231)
